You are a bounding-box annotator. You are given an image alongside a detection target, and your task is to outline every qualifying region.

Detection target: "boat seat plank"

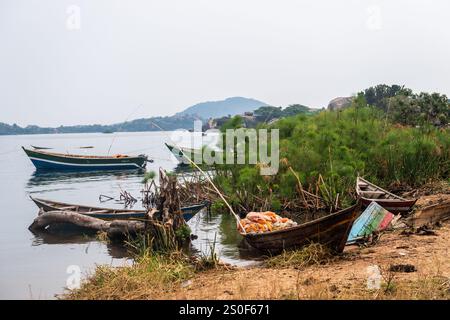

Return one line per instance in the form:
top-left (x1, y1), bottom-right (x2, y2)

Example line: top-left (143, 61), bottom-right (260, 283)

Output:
top-left (360, 191), bottom-right (385, 195)
top-left (58, 206), bottom-right (77, 210)
top-left (86, 210), bottom-right (110, 214)
top-left (358, 183), bottom-right (369, 187)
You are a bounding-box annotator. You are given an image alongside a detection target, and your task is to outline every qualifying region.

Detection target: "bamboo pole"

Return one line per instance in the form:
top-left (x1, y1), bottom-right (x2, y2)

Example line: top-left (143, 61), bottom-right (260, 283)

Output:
top-left (148, 120), bottom-right (246, 234)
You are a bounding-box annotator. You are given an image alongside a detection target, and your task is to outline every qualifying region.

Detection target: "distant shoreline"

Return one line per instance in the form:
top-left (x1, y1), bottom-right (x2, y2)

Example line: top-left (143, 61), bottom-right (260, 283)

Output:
top-left (0, 129), bottom-right (183, 137)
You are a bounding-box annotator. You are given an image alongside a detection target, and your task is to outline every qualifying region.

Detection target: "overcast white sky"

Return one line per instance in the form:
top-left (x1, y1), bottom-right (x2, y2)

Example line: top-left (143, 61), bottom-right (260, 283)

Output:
top-left (1, 0), bottom-right (449, 127)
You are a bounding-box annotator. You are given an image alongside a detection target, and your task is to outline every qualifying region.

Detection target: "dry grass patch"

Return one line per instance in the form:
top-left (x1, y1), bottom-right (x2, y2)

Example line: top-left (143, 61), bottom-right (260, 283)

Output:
top-left (64, 252), bottom-right (194, 300)
top-left (265, 243), bottom-right (335, 269)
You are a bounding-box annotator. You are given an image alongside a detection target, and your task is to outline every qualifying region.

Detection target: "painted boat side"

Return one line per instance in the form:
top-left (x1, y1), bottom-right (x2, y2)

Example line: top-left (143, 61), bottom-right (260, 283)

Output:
top-left (23, 147), bottom-right (147, 171)
top-left (347, 202), bottom-right (394, 244)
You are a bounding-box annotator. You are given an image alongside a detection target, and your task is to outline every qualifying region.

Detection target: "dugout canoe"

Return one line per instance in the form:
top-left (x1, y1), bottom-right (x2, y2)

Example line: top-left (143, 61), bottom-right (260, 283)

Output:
top-left (356, 177), bottom-right (417, 213)
top-left (241, 203), bottom-right (361, 253)
top-left (23, 147), bottom-right (149, 171)
top-left (30, 196), bottom-right (209, 222)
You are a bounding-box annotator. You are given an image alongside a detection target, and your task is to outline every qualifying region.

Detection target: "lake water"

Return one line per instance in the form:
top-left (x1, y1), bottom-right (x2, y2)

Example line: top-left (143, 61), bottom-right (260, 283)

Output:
top-left (0, 131), bottom-right (259, 299)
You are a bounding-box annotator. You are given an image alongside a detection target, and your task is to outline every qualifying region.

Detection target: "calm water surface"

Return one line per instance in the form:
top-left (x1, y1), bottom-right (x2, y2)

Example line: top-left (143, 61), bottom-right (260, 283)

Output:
top-left (0, 132), bottom-right (259, 299)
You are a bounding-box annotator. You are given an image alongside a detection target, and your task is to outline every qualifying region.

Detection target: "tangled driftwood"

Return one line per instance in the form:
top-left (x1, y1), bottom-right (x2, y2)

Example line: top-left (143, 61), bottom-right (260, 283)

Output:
top-left (29, 210), bottom-right (146, 240)
top-left (28, 168), bottom-right (194, 246)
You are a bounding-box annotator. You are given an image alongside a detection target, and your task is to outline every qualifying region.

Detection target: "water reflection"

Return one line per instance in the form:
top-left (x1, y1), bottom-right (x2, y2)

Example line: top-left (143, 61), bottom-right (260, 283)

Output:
top-left (22, 141), bottom-right (261, 268)
top-left (30, 229), bottom-right (132, 259)
top-left (27, 170), bottom-right (144, 188)
top-left (188, 210), bottom-right (263, 266)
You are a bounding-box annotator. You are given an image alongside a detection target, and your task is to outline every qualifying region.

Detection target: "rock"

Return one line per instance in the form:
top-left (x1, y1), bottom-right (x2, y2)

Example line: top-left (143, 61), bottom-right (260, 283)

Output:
top-left (181, 280), bottom-right (193, 288)
top-left (327, 97), bottom-right (353, 111)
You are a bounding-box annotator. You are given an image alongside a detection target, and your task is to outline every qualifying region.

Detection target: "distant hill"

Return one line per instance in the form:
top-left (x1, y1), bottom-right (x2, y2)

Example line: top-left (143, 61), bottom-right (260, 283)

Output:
top-left (176, 97), bottom-right (268, 119)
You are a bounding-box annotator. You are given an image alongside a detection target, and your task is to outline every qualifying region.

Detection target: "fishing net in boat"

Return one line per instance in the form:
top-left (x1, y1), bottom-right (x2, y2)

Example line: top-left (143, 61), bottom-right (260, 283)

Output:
top-left (238, 211), bottom-right (297, 234)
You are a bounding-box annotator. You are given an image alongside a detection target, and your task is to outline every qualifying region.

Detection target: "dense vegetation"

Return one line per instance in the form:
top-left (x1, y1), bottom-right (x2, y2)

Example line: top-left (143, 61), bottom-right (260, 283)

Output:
top-left (212, 86), bottom-right (450, 212)
top-left (218, 104), bottom-right (318, 131)
top-left (361, 84), bottom-right (449, 127)
top-left (253, 104), bottom-right (317, 122)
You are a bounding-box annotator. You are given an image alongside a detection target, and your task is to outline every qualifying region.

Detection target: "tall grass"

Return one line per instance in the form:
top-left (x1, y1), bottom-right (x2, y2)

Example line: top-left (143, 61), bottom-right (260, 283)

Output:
top-left (213, 106), bottom-right (450, 210)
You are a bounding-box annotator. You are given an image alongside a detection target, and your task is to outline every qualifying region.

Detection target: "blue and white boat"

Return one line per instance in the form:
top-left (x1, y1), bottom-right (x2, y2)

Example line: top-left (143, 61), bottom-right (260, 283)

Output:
top-left (23, 147), bottom-right (149, 171)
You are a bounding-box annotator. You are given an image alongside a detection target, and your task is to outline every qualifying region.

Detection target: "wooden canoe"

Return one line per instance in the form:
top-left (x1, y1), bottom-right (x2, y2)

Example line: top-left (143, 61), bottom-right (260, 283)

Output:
top-left (23, 147), bottom-right (149, 171)
top-left (407, 199), bottom-right (450, 227)
top-left (31, 145), bottom-right (52, 150)
top-left (165, 143), bottom-right (202, 165)
top-left (241, 203), bottom-right (361, 253)
top-left (30, 196), bottom-right (209, 222)
top-left (165, 143), bottom-right (224, 165)
top-left (356, 177), bottom-right (417, 213)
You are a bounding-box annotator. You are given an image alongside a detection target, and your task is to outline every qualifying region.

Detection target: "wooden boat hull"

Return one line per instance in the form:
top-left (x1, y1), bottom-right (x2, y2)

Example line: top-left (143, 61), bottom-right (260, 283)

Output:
top-left (23, 147), bottom-right (147, 171)
top-left (165, 143), bottom-right (199, 165)
top-left (407, 200), bottom-right (450, 227)
top-left (359, 197), bottom-right (417, 213)
top-left (356, 177), bottom-right (417, 213)
top-left (165, 143), bottom-right (223, 165)
top-left (30, 197), bottom-right (208, 222)
top-left (347, 202), bottom-right (394, 244)
top-left (242, 203), bottom-right (361, 253)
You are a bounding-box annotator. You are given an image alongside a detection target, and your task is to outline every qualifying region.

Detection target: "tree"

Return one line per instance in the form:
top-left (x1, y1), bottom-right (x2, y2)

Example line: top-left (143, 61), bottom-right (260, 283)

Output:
top-left (387, 92), bottom-right (449, 126)
top-left (220, 115), bottom-right (244, 132)
top-left (254, 106), bottom-right (283, 122)
top-left (282, 104), bottom-right (311, 117)
top-left (363, 84), bottom-right (404, 111)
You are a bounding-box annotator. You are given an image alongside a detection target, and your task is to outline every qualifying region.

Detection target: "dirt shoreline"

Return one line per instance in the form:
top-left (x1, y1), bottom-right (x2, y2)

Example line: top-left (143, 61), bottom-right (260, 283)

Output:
top-left (66, 191), bottom-right (450, 300)
top-left (160, 222), bottom-right (450, 299)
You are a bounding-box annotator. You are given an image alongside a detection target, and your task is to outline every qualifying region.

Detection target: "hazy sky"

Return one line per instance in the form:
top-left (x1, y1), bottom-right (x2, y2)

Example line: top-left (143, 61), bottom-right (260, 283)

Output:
top-left (1, 0), bottom-right (449, 127)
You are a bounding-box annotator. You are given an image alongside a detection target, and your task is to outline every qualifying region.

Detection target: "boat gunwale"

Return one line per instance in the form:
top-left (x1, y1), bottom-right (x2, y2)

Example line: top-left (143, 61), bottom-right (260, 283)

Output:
top-left (23, 147), bottom-right (146, 161)
top-left (356, 176), bottom-right (416, 202)
top-left (31, 197), bottom-right (146, 214)
top-left (359, 197), bottom-right (417, 204)
top-left (31, 196), bottom-right (209, 215)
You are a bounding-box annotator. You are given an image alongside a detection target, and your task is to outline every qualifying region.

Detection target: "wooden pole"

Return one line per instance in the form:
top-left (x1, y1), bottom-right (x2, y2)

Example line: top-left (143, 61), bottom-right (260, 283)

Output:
top-left (148, 120), bottom-right (246, 233)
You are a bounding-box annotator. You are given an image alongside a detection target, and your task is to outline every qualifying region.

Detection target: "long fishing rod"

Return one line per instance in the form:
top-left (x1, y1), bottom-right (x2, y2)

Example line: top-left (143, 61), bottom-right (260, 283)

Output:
top-left (107, 106), bottom-right (142, 156)
top-left (147, 119), bottom-right (246, 234)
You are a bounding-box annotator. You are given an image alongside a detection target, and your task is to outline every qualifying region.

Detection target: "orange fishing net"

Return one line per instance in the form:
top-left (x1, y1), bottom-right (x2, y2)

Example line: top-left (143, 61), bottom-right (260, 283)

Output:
top-left (238, 211), bottom-right (297, 234)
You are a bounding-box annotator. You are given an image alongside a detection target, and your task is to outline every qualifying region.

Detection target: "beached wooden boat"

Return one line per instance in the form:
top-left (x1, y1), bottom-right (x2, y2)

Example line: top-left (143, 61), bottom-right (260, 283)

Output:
top-left (23, 147), bottom-right (149, 171)
top-left (241, 203), bottom-right (361, 253)
top-left (30, 197), bottom-right (209, 222)
top-left (407, 199), bottom-right (450, 227)
top-left (356, 177), bottom-right (417, 213)
top-left (346, 202), bottom-right (394, 245)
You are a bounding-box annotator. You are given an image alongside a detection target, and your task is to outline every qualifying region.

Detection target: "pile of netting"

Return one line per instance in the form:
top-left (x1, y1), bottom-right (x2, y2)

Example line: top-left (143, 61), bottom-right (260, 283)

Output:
top-left (238, 211), bottom-right (297, 234)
